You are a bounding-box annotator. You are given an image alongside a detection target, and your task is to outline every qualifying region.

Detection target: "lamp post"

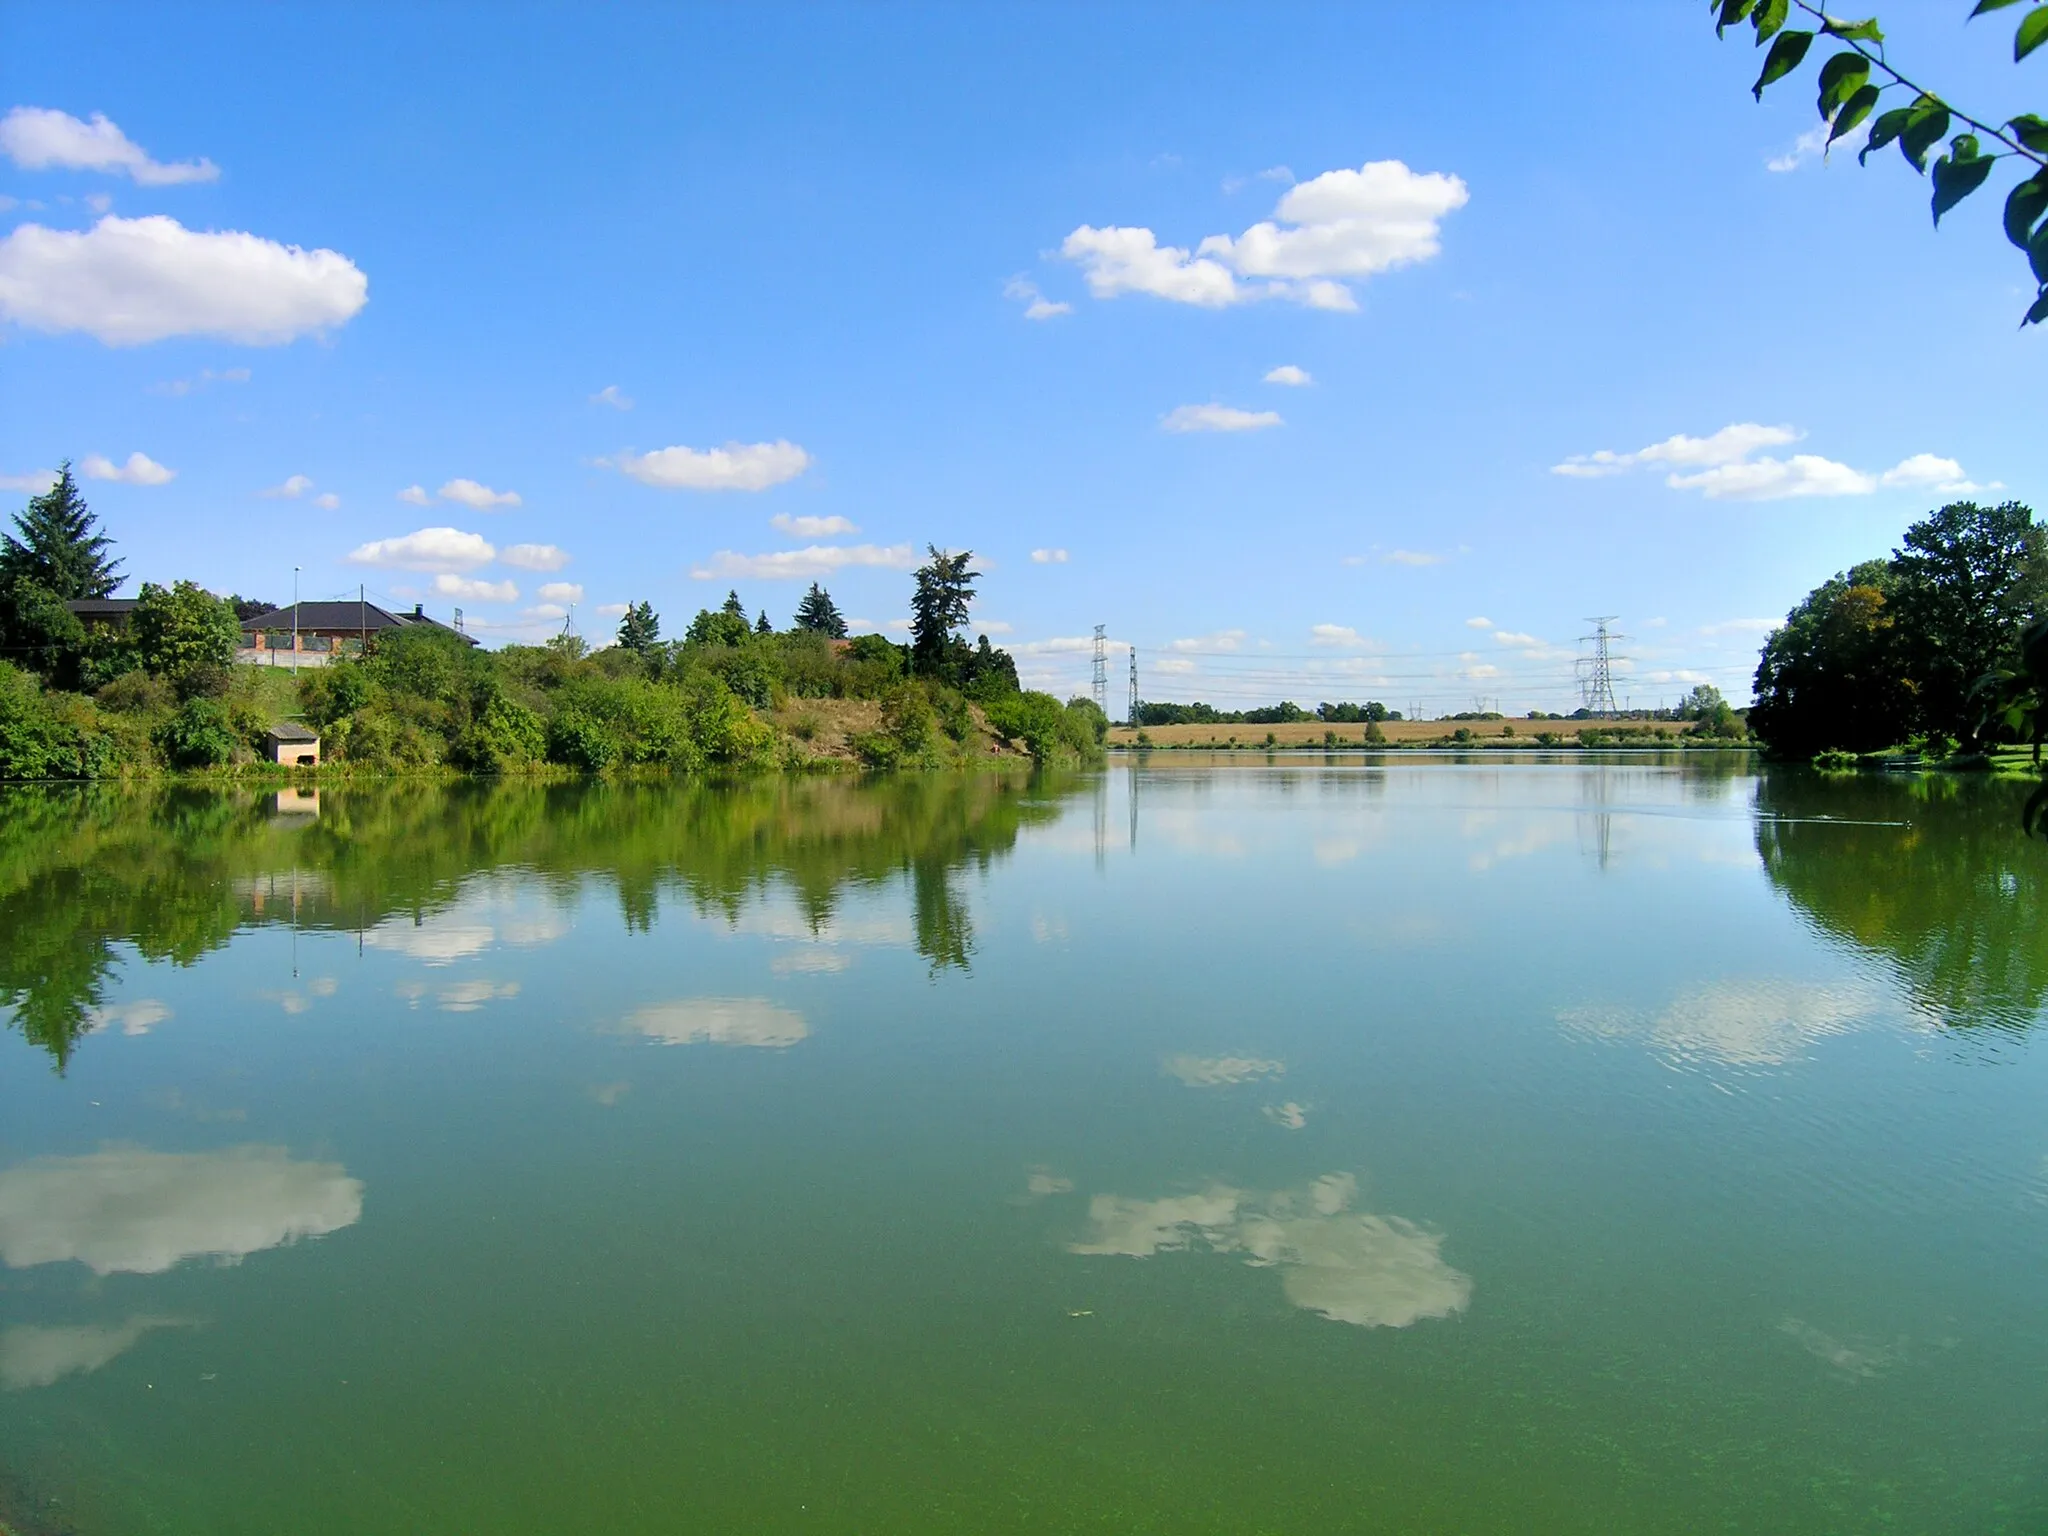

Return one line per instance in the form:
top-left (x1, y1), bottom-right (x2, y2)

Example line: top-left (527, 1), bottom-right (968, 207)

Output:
top-left (291, 566), bottom-right (300, 678)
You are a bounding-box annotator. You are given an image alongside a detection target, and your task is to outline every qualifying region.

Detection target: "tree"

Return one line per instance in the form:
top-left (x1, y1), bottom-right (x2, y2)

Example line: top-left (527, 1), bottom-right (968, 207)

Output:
top-left (617, 600), bottom-right (661, 655)
top-left (721, 589), bottom-right (746, 619)
top-left (793, 582), bottom-right (848, 638)
top-left (756, 610), bottom-right (773, 635)
top-left (0, 464), bottom-right (121, 599)
top-left (1749, 560), bottom-right (1917, 757)
top-left (909, 546), bottom-right (977, 675)
top-left (131, 581), bottom-right (240, 693)
top-left (684, 605), bottom-right (752, 648)
top-left (1708, 1), bottom-right (2048, 327)
top-left (1889, 501), bottom-right (2047, 743)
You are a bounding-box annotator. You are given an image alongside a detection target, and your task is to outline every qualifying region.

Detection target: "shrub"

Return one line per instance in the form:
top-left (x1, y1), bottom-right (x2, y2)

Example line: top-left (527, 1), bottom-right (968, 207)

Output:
top-left (158, 697), bottom-right (239, 768)
top-left (1364, 721), bottom-right (1386, 745)
top-left (453, 693), bottom-right (547, 771)
top-left (880, 682), bottom-right (936, 758)
top-left (984, 690), bottom-right (1065, 759)
top-left (95, 670), bottom-right (174, 716)
top-left (686, 675), bottom-right (774, 767)
top-left (1813, 747), bottom-right (1859, 771)
top-left (547, 710), bottom-right (619, 771)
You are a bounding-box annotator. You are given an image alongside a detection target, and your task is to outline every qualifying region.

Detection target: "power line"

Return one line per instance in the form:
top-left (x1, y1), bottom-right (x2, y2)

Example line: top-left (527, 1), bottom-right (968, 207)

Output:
top-left (1091, 624), bottom-right (1107, 717)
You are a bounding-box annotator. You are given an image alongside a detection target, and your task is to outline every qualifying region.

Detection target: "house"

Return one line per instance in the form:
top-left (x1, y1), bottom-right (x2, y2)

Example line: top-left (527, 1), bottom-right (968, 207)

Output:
top-left (264, 722), bottom-right (322, 766)
top-left (63, 598), bottom-right (140, 629)
top-left (238, 600), bottom-right (477, 666)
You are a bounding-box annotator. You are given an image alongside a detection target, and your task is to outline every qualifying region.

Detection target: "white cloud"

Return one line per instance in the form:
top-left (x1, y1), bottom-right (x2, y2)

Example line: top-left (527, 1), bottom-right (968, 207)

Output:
top-left (1699, 617), bottom-right (1780, 636)
top-left (84, 999), bottom-right (170, 1037)
top-left (437, 478), bottom-right (520, 510)
top-left (0, 1147), bottom-right (363, 1275)
top-left (1168, 629), bottom-right (1246, 653)
top-left (525, 603), bottom-right (567, 621)
top-left (1465, 616), bottom-right (1492, 629)
top-left (594, 602), bottom-right (629, 619)
top-left (149, 365), bottom-right (250, 397)
top-left (537, 581), bottom-right (583, 604)
top-left (312, 492), bottom-right (340, 510)
top-left (1382, 549), bottom-right (1441, 567)
top-left (1003, 275), bottom-right (1072, 319)
top-left (608, 440), bottom-right (811, 492)
top-left (771, 512), bottom-right (857, 538)
top-left (500, 542), bottom-right (569, 572)
top-left (1061, 159), bottom-right (1468, 311)
top-left (1562, 979), bottom-right (1882, 1066)
top-left (0, 215), bottom-right (367, 345)
top-left (1, 1317), bottom-right (188, 1392)
top-left (432, 573), bottom-right (517, 603)
top-left (1263, 364), bottom-right (1313, 386)
top-left (433, 980), bottom-right (520, 1014)
top-left (364, 915), bottom-right (494, 963)
top-left (590, 384), bottom-right (633, 410)
top-left (1554, 424), bottom-right (1994, 502)
top-left (80, 451), bottom-right (173, 485)
top-left (1163, 1054), bottom-right (1284, 1086)
top-left (0, 468), bottom-right (59, 493)
top-left (1668, 455), bottom-right (1876, 500)
top-left (1069, 1171), bottom-right (1471, 1329)
top-left (624, 998), bottom-right (808, 1048)
top-left (1031, 547), bottom-right (1069, 564)
top-left (262, 473), bottom-right (314, 499)
top-left (0, 107), bottom-right (218, 185)
top-left (1553, 423), bottom-right (1800, 478)
top-left (689, 543), bottom-right (917, 581)
top-left (1162, 403), bottom-right (1282, 434)
top-left (1492, 630), bottom-right (1544, 648)
top-left (395, 484), bottom-right (431, 506)
top-left (1766, 120), bottom-right (1869, 173)
top-left (346, 527), bottom-right (495, 571)
top-left (1310, 623), bottom-right (1364, 648)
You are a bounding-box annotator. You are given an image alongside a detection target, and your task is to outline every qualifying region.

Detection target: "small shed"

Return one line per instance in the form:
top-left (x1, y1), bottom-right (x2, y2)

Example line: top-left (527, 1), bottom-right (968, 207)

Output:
top-left (265, 722), bottom-right (321, 767)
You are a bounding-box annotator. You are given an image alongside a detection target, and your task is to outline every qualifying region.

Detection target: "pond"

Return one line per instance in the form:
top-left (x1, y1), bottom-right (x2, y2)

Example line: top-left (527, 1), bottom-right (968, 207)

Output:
top-left (2, 757), bottom-right (2045, 1533)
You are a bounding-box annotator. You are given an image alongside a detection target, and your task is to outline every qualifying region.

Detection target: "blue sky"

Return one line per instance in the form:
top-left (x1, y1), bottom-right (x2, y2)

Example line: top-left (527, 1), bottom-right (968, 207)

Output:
top-left (0, 3), bottom-right (2038, 712)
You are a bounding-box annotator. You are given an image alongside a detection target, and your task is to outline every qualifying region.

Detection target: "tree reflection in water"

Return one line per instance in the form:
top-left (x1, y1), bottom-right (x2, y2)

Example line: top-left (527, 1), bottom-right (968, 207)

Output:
top-left (0, 771), bottom-right (1073, 1071)
top-left (1757, 769), bottom-right (2048, 1034)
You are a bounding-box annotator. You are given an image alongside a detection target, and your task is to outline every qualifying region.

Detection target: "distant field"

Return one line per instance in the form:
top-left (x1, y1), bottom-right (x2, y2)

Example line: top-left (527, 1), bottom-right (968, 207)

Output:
top-left (1106, 718), bottom-right (1703, 748)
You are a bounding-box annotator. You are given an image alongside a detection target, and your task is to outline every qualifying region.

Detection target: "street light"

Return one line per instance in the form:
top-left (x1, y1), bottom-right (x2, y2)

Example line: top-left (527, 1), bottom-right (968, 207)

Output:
top-left (291, 566), bottom-right (300, 678)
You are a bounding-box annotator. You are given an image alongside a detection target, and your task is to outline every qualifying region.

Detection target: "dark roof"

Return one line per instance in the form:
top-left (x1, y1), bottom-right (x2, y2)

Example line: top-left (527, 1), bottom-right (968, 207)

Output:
top-left (265, 722), bottom-right (320, 743)
top-left (64, 598), bottom-right (139, 619)
top-left (241, 600), bottom-right (478, 645)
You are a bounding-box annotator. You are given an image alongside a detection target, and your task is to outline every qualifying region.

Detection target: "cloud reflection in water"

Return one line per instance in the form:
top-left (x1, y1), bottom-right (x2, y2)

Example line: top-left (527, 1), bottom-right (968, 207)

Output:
top-left (1068, 1172), bottom-right (1471, 1328)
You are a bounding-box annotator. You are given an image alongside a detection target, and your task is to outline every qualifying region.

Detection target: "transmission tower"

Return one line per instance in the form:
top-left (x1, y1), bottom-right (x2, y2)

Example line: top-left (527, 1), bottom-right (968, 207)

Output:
top-left (1127, 646), bottom-right (1140, 727)
top-left (1576, 616), bottom-right (1624, 717)
top-left (1091, 625), bottom-right (1107, 716)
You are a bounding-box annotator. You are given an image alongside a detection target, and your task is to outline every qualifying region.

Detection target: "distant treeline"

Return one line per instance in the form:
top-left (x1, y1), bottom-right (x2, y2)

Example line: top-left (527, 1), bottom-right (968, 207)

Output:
top-left (1136, 700), bottom-right (1400, 726)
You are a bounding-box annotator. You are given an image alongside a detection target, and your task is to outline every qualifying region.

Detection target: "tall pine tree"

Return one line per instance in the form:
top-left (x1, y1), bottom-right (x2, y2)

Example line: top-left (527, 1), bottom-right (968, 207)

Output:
top-left (1, 464), bottom-right (122, 600)
top-left (794, 582), bottom-right (848, 638)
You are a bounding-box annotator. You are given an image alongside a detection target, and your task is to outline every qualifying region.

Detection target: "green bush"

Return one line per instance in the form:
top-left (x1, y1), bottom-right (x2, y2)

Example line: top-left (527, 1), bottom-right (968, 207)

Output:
top-left (688, 675), bottom-right (774, 767)
top-left (157, 697), bottom-right (239, 768)
top-left (547, 711), bottom-right (619, 771)
top-left (1813, 747), bottom-right (1859, 771)
top-left (454, 693), bottom-right (547, 771)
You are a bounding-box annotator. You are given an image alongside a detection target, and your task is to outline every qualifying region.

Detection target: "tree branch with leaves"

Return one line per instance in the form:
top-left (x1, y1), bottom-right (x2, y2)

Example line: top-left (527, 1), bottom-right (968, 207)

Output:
top-left (1714, 0), bottom-right (2048, 324)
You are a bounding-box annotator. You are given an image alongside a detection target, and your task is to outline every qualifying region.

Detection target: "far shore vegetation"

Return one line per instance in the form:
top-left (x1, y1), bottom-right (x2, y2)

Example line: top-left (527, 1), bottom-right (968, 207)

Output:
top-left (0, 468), bottom-right (1109, 781)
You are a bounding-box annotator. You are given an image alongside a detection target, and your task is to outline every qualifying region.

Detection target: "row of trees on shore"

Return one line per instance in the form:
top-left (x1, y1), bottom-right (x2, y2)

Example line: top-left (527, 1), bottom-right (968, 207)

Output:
top-left (0, 470), bottom-right (1105, 778)
top-left (1749, 500), bottom-right (2045, 760)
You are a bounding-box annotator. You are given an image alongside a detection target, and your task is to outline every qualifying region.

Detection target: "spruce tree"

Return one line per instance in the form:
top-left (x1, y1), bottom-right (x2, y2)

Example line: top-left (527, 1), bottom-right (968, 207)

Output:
top-left (616, 600), bottom-right (661, 654)
top-left (909, 546), bottom-right (977, 674)
top-left (721, 589), bottom-right (746, 619)
top-left (793, 582), bottom-right (848, 638)
top-left (1, 464), bottom-right (121, 600)
top-left (755, 610), bottom-right (773, 634)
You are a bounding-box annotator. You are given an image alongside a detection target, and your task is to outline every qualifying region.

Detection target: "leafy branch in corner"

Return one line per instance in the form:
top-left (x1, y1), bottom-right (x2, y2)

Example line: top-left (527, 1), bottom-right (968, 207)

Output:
top-left (1713, 0), bottom-right (2048, 325)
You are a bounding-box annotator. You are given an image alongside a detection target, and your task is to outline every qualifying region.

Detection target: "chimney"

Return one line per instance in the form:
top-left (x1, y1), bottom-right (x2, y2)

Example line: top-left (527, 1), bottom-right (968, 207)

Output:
top-left (414, 603), bottom-right (425, 618)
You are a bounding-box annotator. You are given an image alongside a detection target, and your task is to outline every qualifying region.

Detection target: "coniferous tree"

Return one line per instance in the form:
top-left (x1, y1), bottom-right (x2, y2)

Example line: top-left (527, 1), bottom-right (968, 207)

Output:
top-left (756, 610), bottom-right (773, 635)
top-left (721, 589), bottom-right (746, 619)
top-left (617, 600), bottom-right (661, 654)
top-left (1, 464), bottom-right (121, 600)
top-left (909, 546), bottom-right (977, 675)
top-left (793, 582), bottom-right (848, 638)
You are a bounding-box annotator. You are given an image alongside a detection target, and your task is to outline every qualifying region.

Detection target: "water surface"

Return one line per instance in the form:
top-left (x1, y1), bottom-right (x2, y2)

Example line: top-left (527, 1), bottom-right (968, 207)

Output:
top-left (2, 758), bottom-right (2045, 1533)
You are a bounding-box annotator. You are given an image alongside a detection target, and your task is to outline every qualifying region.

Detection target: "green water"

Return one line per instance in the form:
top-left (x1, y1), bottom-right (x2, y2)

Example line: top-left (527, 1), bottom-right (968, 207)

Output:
top-left (2, 757), bottom-right (2045, 1533)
